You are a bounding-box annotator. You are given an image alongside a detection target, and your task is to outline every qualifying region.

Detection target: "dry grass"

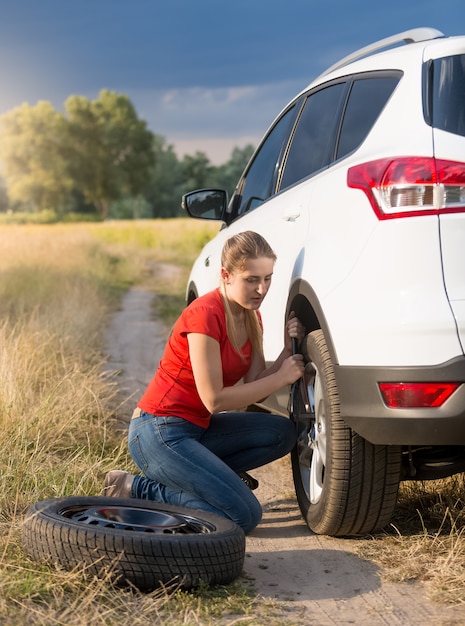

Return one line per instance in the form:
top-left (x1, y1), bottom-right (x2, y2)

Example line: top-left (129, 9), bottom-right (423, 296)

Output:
top-left (1, 220), bottom-right (260, 625)
top-left (355, 475), bottom-right (465, 605)
top-left (1, 219), bottom-right (464, 623)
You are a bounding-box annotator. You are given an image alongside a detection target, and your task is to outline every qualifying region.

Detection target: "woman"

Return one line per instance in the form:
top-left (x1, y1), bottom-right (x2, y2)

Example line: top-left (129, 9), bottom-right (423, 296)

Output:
top-left (104, 231), bottom-right (304, 534)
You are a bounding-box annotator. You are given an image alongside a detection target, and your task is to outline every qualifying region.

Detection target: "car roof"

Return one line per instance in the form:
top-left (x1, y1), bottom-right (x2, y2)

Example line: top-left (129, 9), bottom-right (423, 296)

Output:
top-left (253, 28), bottom-right (464, 163)
top-left (319, 27), bottom-right (444, 78)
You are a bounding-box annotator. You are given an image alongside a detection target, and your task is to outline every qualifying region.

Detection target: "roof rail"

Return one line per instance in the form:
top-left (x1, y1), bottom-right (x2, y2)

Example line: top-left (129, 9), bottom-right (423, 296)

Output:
top-left (320, 27), bottom-right (445, 77)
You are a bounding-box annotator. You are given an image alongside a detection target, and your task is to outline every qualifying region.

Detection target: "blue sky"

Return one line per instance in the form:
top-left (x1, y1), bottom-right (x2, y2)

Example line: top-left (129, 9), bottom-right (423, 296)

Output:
top-left (0, 0), bottom-right (463, 163)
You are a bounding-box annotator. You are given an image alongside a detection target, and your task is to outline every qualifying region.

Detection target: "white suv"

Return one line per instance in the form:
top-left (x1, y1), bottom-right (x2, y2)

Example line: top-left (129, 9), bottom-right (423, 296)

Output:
top-left (182, 28), bottom-right (465, 537)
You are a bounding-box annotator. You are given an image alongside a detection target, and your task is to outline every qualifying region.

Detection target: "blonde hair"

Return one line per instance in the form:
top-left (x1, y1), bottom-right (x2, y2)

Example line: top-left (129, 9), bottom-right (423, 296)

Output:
top-left (220, 231), bottom-right (277, 358)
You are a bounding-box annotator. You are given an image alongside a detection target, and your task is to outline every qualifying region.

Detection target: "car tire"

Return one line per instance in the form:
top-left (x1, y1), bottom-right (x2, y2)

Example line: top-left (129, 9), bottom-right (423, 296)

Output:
top-left (21, 496), bottom-right (245, 590)
top-left (290, 329), bottom-right (401, 537)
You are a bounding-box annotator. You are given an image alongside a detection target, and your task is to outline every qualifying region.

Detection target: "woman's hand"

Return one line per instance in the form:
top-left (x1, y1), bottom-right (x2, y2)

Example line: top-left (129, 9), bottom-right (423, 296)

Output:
top-left (278, 353), bottom-right (305, 385)
top-left (285, 311), bottom-right (305, 354)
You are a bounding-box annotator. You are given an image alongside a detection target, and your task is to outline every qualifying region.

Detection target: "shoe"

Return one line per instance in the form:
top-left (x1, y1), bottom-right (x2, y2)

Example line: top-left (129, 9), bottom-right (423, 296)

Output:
top-left (238, 471), bottom-right (259, 490)
top-left (103, 470), bottom-right (134, 498)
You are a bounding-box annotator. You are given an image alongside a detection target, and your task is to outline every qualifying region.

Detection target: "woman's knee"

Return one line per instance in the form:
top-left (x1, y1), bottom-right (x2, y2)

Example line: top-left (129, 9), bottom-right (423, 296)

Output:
top-left (237, 497), bottom-right (262, 534)
top-left (286, 417), bottom-right (297, 449)
top-left (221, 479), bottom-right (263, 534)
top-left (273, 415), bottom-right (297, 454)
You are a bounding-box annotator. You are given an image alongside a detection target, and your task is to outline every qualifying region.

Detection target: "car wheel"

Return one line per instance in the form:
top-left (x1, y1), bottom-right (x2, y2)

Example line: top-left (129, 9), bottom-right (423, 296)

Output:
top-left (290, 330), bottom-right (401, 537)
top-left (22, 496), bottom-right (245, 590)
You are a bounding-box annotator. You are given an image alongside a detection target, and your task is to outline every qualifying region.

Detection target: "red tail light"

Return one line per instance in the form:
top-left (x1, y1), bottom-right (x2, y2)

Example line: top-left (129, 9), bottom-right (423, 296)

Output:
top-left (347, 157), bottom-right (465, 219)
top-left (379, 382), bottom-right (460, 408)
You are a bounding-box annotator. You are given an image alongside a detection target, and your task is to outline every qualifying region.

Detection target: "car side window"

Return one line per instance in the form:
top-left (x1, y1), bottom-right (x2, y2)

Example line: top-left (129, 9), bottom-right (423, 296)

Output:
top-left (279, 83), bottom-right (347, 191)
top-left (234, 104), bottom-right (299, 216)
top-left (336, 75), bottom-right (400, 158)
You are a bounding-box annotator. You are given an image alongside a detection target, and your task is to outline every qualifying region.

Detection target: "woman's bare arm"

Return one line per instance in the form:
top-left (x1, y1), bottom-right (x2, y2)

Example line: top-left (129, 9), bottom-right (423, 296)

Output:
top-left (188, 333), bottom-right (303, 414)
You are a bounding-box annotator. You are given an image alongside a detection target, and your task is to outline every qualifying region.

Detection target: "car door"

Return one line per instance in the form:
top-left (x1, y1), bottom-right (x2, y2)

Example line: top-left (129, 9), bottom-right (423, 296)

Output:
top-left (225, 83), bottom-right (349, 362)
top-left (187, 101), bottom-right (302, 347)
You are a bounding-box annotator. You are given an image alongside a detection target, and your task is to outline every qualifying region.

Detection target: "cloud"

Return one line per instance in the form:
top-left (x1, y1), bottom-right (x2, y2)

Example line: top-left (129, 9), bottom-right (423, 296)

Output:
top-left (161, 86), bottom-right (259, 109)
top-left (129, 79), bottom-right (307, 163)
top-left (1, 0), bottom-right (463, 166)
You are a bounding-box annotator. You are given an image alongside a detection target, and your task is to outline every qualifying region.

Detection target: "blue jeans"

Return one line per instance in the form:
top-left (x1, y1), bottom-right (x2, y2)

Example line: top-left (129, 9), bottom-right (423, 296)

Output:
top-left (127, 410), bottom-right (296, 534)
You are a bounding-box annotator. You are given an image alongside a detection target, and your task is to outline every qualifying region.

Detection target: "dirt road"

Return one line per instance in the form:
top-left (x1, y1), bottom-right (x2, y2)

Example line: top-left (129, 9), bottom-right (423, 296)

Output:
top-left (104, 282), bottom-right (464, 625)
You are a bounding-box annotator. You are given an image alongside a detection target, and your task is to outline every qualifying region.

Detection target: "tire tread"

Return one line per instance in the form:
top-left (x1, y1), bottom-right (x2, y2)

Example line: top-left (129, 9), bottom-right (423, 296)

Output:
top-left (292, 330), bottom-right (401, 537)
top-left (22, 497), bottom-right (245, 590)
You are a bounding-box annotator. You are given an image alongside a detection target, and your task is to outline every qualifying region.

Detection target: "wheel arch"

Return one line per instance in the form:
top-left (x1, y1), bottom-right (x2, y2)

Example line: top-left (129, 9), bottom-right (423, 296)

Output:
top-left (286, 278), bottom-right (339, 365)
top-left (186, 281), bottom-right (198, 305)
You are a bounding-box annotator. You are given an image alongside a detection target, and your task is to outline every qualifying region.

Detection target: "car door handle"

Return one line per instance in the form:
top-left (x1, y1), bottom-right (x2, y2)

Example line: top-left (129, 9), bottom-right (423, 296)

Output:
top-left (282, 212), bottom-right (301, 222)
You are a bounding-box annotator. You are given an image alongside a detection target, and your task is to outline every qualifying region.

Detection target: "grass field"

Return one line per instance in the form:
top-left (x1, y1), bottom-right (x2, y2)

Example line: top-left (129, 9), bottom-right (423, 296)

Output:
top-left (0, 219), bottom-right (464, 624)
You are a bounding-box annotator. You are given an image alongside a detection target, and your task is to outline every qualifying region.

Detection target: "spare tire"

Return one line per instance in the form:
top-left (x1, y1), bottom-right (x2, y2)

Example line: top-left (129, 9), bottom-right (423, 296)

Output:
top-left (22, 496), bottom-right (245, 590)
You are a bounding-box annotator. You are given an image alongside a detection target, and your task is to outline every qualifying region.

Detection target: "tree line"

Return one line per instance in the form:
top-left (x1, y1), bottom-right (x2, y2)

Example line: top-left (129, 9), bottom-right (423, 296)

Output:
top-left (0, 89), bottom-right (255, 220)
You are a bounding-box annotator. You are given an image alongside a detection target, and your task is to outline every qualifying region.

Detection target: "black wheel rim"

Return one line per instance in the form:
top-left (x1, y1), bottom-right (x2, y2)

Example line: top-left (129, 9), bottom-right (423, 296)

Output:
top-left (58, 504), bottom-right (216, 534)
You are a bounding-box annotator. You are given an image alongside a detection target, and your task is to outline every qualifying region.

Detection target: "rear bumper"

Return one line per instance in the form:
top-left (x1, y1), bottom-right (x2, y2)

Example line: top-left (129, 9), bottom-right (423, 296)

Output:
top-left (335, 356), bottom-right (465, 445)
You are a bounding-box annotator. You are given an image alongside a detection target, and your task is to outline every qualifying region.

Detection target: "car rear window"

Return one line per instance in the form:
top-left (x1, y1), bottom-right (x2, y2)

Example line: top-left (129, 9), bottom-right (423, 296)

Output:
top-left (280, 83), bottom-right (347, 190)
top-left (336, 75), bottom-right (400, 158)
top-left (431, 54), bottom-right (465, 137)
top-left (279, 74), bottom-right (399, 192)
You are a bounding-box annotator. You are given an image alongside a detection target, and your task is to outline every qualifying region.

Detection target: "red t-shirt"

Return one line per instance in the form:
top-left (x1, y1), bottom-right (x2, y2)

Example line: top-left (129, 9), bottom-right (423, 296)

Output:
top-left (138, 289), bottom-right (254, 427)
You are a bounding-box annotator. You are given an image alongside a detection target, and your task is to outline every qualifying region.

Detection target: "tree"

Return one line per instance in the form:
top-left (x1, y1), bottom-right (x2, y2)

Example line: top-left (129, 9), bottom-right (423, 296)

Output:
top-left (181, 151), bottom-right (213, 193)
top-left (0, 102), bottom-right (72, 212)
top-left (0, 91), bottom-right (256, 220)
top-left (143, 135), bottom-right (184, 217)
top-left (65, 90), bottom-right (155, 218)
top-left (213, 144), bottom-right (255, 197)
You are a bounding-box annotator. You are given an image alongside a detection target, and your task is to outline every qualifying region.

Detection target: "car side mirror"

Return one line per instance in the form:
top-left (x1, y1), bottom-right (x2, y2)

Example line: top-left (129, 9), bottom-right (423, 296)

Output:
top-left (182, 189), bottom-right (228, 221)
